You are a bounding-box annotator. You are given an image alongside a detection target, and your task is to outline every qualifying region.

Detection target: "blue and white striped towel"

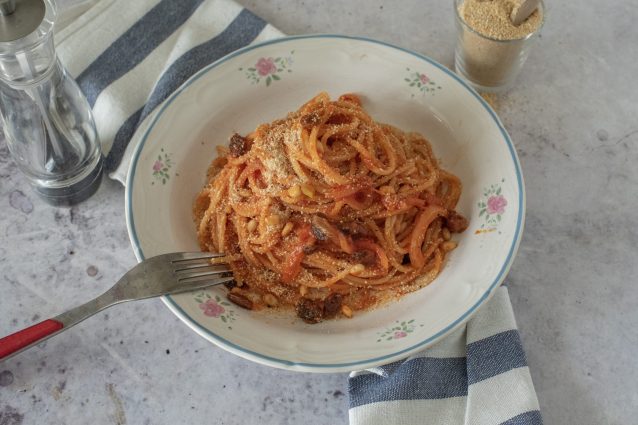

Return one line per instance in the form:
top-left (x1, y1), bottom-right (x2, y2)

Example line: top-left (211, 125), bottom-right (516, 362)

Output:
top-left (349, 286), bottom-right (542, 425)
top-left (55, 0), bottom-right (281, 183)
top-left (55, 1), bottom-right (541, 423)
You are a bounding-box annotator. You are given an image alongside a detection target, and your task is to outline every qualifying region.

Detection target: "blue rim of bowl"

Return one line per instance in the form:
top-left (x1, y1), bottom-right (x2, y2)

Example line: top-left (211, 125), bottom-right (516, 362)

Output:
top-left (125, 34), bottom-right (525, 372)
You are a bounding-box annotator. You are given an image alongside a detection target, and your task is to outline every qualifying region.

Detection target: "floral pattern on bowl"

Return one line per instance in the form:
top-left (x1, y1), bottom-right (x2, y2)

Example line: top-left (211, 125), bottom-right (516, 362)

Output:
top-left (477, 179), bottom-right (508, 230)
top-left (405, 67), bottom-right (442, 97)
top-left (151, 148), bottom-right (173, 185)
top-left (376, 320), bottom-right (424, 342)
top-left (194, 290), bottom-right (237, 330)
top-left (239, 50), bottom-right (295, 86)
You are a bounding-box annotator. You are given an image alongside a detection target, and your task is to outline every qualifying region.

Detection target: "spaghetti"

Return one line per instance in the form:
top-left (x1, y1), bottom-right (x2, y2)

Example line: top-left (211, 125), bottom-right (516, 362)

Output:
top-left (194, 93), bottom-right (468, 323)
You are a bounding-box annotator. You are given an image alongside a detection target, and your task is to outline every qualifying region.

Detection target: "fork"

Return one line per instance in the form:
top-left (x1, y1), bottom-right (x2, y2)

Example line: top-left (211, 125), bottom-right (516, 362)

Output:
top-left (0, 252), bottom-right (232, 361)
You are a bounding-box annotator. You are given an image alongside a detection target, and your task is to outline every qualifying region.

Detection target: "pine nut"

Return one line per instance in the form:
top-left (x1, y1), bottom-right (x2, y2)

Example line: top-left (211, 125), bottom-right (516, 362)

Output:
top-left (281, 222), bottom-right (294, 237)
top-left (350, 264), bottom-right (365, 275)
top-left (288, 185), bottom-right (301, 198)
top-left (341, 305), bottom-right (353, 318)
top-left (301, 183), bottom-right (315, 198)
top-left (266, 214), bottom-right (281, 226)
top-left (441, 241), bottom-right (458, 252)
top-left (263, 293), bottom-right (278, 307)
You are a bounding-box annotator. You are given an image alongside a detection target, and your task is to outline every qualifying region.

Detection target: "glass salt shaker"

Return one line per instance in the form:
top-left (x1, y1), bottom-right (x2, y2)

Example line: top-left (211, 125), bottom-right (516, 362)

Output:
top-left (0, 0), bottom-right (102, 205)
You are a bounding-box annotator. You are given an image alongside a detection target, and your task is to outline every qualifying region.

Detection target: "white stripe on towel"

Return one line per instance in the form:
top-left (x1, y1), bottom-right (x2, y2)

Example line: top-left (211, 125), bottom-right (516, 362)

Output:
top-left (349, 397), bottom-right (468, 425)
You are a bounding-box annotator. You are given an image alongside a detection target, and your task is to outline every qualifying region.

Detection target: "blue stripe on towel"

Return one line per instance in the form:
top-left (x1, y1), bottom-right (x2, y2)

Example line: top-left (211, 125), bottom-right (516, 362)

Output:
top-left (467, 330), bottom-right (527, 385)
top-left (105, 8), bottom-right (267, 171)
top-left (77, 0), bottom-right (205, 107)
top-left (349, 357), bottom-right (468, 408)
top-left (500, 410), bottom-right (543, 425)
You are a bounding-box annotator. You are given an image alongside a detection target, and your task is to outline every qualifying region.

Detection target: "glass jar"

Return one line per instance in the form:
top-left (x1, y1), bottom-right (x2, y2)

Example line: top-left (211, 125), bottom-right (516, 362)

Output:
top-left (453, 0), bottom-right (545, 92)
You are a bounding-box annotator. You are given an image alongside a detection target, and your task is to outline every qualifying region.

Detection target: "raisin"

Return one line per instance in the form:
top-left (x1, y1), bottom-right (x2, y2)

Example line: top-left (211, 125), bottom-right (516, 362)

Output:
top-left (311, 224), bottom-right (328, 241)
top-left (446, 211), bottom-right (469, 233)
top-left (223, 280), bottom-right (237, 290)
top-left (352, 249), bottom-right (377, 266)
top-left (229, 133), bottom-right (248, 157)
top-left (338, 222), bottom-right (371, 237)
top-left (323, 293), bottom-right (343, 319)
top-left (296, 298), bottom-right (324, 324)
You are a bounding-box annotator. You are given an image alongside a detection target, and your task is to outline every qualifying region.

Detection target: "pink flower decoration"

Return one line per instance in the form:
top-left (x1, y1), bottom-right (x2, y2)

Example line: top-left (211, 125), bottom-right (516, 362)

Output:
top-left (153, 160), bottom-right (163, 172)
top-left (199, 299), bottom-right (225, 318)
top-left (394, 331), bottom-right (407, 339)
top-left (256, 57), bottom-right (277, 76)
top-left (419, 74), bottom-right (430, 84)
top-left (486, 195), bottom-right (507, 215)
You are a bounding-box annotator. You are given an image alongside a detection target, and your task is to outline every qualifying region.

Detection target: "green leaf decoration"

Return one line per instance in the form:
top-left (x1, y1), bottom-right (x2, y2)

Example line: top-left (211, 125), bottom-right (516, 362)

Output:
top-left (221, 316), bottom-right (227, 323)
top-left (272, 74), bottom-right (280, 81)
top-left (386, 337), bottom-right (393, 341)
top-left (215, 295), bottom-right (220, 302)
top-left (408, 319), bottom-right (415, 323)
top-left (479, 209), bottom-right (486, 217)
top-left (275, 57), bottom-right (281, 62)
top-left (248, 67), bottom-right (256, 71)
top-left (496, 187), bottom-right (501, 195)
top-left (266, 76), bottom-right (271, 86)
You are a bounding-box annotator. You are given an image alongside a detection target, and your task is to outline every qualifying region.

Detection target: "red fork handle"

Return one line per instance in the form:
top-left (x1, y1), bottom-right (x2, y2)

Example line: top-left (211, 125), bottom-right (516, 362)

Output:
top-left (0, 319), bottom-right (64, 360)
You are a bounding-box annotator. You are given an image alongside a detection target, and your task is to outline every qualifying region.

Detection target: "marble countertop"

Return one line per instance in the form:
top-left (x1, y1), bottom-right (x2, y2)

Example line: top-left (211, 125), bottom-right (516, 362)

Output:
top-left (1, 1), bottom-right (637, 424)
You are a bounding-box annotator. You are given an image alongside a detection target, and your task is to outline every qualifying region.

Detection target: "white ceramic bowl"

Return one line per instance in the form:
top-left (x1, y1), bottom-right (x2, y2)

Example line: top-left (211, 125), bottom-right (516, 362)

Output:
top-left (125, 35), bottom-right (524, 373)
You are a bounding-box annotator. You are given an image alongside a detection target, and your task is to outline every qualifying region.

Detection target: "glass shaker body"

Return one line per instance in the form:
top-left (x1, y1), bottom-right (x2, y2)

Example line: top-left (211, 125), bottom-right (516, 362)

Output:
top-left (0, 0), bottom-right (102, 205)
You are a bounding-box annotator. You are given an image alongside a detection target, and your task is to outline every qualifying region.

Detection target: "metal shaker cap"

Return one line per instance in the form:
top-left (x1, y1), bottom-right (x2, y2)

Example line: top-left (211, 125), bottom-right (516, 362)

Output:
top-left (0, 0), bottom-right (46, 42)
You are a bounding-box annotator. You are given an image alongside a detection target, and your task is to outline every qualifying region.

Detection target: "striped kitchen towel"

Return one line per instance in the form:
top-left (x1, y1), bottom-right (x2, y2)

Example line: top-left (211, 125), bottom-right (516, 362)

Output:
top-left (54, 1), bottom-right (541, 423)
top-left (55, 0), bottom-right (282, 183)
top-left (349, 286), bottom-right (542, 425)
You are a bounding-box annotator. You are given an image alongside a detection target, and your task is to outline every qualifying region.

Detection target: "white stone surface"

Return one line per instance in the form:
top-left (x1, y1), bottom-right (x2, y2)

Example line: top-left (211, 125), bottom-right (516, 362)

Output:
top-left (1, 1), bottom-right (637, 424)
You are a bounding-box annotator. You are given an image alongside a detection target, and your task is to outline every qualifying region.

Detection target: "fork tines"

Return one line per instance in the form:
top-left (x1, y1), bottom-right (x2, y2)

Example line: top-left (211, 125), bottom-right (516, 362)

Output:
top-left (170, 252), bottom-right (232, 284)
top-left (171, 252), bottom-right (227, 262)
